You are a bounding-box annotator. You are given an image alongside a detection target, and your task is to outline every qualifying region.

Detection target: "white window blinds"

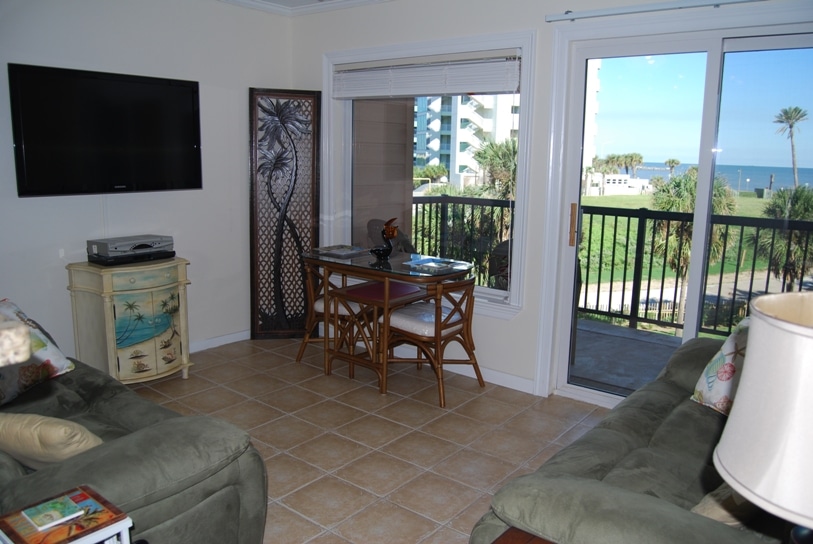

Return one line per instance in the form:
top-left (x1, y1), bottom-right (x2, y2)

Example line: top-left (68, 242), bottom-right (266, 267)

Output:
top-left (332, 50), bottom-right (521, 99)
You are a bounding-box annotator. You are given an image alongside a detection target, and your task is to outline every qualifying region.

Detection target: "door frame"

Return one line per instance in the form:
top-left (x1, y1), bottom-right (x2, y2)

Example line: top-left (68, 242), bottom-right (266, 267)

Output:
top-left (541, 2), bottom-right (813, 407)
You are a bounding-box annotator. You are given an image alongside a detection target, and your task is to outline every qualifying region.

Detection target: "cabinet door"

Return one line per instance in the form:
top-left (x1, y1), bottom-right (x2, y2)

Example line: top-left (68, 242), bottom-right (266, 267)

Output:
top-left (151, 285), bottom-right (184, 375)
top-left (114, 286), bottom-right (183, 380)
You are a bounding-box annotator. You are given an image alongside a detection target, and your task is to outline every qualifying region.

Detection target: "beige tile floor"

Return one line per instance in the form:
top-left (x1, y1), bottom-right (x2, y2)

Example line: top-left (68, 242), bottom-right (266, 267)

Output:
top-left (128, 338), bottom-right (608, 544)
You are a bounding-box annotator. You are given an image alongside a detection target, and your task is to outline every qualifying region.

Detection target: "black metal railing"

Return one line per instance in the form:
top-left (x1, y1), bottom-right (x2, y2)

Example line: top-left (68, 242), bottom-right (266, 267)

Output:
top-left (700, 214), bottom-right (813, 335)
top-left (580, 205), bottom-right (813, 337)
top-left (411, 196), bottom-right (813, 338)
top-left (411, 195), bottom-right (514, 287)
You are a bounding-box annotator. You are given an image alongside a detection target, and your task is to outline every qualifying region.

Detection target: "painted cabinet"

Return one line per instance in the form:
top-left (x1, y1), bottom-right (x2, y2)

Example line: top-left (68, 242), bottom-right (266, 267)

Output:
top-left (66, 258), bottom-right (191, 383)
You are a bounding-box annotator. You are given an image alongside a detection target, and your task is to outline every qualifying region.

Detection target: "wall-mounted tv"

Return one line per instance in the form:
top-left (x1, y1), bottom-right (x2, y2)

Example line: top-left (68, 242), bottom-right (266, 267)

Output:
top-left (8, 63), bottom-right (202, 197)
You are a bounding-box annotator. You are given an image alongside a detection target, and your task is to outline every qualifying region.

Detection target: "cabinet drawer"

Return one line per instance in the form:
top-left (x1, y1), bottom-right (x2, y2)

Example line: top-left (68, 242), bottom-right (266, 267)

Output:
top-left (111, 266), bottom-right (179, 291)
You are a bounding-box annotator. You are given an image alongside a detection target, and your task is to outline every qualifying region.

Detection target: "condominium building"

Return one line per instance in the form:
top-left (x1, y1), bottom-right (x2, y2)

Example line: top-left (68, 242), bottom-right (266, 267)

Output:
top-left (414, 94), bottom-right (520, 188)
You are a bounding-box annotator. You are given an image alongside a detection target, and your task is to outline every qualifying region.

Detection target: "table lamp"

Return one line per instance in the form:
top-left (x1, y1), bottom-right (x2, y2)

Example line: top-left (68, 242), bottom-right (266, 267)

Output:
top-left (713, 291), bottom-right (813, 542)
top-left (0, 317), bottom-right (31, 366)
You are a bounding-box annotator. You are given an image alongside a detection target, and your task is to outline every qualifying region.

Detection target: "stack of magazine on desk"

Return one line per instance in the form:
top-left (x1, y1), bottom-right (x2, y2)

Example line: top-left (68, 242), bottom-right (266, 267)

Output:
top-left (405, 257), bottom-right (459, 274)
top-left (312, 245), bottom-right (370, 259)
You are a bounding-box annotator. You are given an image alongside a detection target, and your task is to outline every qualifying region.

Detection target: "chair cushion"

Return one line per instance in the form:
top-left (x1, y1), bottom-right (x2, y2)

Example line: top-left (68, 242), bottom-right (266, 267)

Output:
top-left (313, 297), bottom-right (360, 315)
top-left (388, 302), bottom-right (462, 337)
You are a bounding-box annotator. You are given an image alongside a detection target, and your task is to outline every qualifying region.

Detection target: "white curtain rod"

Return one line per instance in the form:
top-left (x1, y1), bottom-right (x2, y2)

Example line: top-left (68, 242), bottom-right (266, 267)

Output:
top-left (545, 0), bottom-right (767, 22)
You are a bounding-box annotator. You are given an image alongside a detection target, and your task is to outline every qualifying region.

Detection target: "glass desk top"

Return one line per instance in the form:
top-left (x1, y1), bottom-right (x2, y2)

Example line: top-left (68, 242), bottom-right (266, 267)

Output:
top-left (303, 251), bottom-right (473, 279)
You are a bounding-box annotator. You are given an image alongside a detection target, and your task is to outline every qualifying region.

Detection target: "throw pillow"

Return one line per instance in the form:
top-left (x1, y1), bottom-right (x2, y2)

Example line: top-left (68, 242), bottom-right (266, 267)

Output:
top-left (0, 299), bottom-right (75, 406)
top-left (691, 482), bottom-right (758, 528)
top-left (691, 317), bottom-right (749, 415)
top-left (0, 413), bottom-right (102, 469)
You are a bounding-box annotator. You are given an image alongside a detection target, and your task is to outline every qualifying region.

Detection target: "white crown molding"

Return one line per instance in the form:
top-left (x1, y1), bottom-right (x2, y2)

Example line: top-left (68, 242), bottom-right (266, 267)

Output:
top-left (218, 0), bottom-right (392, 17)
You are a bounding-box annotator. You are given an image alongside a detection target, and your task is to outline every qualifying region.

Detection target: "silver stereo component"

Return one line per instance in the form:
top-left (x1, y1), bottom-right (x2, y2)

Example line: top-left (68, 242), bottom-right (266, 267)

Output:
top-left (87, 234), bottom-right (175, 266)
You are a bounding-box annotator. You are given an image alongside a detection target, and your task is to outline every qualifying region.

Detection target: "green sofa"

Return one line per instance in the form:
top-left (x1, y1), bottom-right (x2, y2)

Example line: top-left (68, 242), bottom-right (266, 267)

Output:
top-left (0, 359), bottom-right (267, 544)
top-left (470, 338), bottom-right (785, 544)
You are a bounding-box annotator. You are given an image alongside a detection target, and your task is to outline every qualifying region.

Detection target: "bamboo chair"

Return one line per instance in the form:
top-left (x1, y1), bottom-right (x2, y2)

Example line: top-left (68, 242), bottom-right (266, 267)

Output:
top-left (296, 264), bottom-right (361, 370)
top-left (384, 276), bottom-right (484, 407)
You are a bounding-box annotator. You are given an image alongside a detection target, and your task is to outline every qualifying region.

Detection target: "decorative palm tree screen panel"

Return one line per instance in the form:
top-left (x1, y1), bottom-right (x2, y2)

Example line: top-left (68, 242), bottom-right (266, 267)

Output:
top-left (249, 88), bottom-right (320, 339)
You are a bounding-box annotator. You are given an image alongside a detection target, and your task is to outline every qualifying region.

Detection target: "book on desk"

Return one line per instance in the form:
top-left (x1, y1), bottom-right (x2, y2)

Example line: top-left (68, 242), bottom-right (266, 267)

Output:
top-left (404, 257), bottom-right (461, 274)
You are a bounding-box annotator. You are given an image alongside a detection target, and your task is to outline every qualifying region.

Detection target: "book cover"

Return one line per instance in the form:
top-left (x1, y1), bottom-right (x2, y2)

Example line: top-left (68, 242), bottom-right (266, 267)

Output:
top-left (21, 497), bottom-right (83, 532)
top-left (0, 487), bottom-right (127, 544)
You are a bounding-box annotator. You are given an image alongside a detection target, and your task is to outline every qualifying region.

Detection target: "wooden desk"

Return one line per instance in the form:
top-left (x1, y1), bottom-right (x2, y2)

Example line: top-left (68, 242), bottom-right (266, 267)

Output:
top-left (493, 527), bottom-right (556, 544)
top-left (303, 252), bottom-right (472, 394)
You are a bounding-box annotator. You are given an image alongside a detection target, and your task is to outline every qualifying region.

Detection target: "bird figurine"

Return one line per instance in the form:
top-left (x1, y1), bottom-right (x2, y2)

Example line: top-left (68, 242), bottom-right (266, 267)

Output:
top-left (370, 217), bottom-right (398, 262)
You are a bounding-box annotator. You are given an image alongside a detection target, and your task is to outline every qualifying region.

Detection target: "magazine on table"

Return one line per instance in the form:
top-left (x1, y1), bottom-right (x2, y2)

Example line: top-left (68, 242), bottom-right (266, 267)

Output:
top-left (312, 245), bottom-right (369, 258)
top-left (0, 486), bottom-right (127, 544)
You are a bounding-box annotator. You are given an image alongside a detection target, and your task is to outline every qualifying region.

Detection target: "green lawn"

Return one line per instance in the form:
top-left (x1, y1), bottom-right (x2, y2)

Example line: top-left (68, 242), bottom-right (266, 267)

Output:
top-left (581, 191), bottom-right (767, 218)
top-left (579, 192), bottom-right (772, 287)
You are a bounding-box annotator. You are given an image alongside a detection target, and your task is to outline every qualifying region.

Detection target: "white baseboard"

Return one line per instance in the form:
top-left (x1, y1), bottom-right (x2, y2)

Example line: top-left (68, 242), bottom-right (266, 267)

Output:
top-left (190, 330), bottom-right (542, 398)
top-left (190, 330), bottom-right (251, 353)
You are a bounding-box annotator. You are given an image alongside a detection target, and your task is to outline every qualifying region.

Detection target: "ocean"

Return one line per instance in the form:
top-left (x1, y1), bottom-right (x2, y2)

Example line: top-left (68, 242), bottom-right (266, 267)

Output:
top-left (635, 162), bottom-right (813, 192)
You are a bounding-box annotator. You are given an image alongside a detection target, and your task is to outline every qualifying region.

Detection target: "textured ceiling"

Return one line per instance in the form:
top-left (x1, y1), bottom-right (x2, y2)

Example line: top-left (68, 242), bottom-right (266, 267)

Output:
top-left (219, 0), bottom-right (391, 16)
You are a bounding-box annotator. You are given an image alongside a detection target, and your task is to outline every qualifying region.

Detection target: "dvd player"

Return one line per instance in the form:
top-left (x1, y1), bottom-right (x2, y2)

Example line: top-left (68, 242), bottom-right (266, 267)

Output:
top-left (87, 234), bottom-right (175, 266)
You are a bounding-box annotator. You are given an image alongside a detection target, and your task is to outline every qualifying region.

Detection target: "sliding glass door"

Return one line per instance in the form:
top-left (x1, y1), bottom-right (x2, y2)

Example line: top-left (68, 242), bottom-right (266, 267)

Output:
top-left (562, 33), bottom-right (813, 397)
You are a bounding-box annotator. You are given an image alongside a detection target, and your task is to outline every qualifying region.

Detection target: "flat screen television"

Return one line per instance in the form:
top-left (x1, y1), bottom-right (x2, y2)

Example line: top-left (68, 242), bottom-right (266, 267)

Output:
top-left (8, 63), bottom-right (202, 197)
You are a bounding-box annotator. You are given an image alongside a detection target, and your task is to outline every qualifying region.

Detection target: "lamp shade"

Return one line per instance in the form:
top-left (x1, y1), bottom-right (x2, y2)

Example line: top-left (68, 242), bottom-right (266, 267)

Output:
top-left (713, 291), bottom-right (813, 528)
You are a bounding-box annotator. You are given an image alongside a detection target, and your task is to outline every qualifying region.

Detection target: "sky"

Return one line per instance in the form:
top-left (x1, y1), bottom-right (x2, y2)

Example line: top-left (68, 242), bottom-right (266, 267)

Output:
top-left (591, 46), bottom-right (813, 169)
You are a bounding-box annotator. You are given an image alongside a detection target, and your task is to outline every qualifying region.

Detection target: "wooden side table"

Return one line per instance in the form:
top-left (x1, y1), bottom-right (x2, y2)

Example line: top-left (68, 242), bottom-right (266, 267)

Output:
top-left (493, 527), bottom-right (556, 544)
top-left (0, 486), bottom-right (133, 544)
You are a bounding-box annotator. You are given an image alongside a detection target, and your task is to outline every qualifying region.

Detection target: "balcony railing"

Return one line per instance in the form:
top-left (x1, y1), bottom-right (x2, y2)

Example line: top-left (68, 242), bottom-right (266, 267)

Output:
top-left (580, 205), bottom-right (813, 337)
top-left (412, 195), bottom-right (513, 287)
top-left (412, 196), bottom-right (813, 337)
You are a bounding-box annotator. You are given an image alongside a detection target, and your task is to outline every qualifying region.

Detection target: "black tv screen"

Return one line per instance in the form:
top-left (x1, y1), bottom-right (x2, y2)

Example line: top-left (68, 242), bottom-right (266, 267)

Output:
top-left (8, 63), bottom-right (202, 197)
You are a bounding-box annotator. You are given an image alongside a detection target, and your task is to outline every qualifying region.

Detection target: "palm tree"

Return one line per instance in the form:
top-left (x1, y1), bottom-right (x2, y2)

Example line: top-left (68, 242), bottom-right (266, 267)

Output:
top-left (773, 106), bottom-right (808, 188)
top-left (624, 153), bottom-right (644, 178)
top-left (651, 169), bottom-right (737, 328)
top-left (115, 300), bottom-right (142, 344)
top-left (665, 158), bottom-right (681, 178)
top-left (256, 97), bottom-right (313, 330)
top-left (603, 154), bottom-right (623, 175)
top-left (473, 139), bottom-right (518, 200)
top-left (414, 164), bottom-right (449, 185)
top-left (753, 186), bottom-right (813, 291)
top-left (160, 292), bottom-right (181, 339)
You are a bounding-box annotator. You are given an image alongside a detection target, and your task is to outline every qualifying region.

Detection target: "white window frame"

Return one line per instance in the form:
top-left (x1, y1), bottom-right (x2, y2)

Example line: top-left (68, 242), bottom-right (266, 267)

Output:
top-left (544, 1), bottom-right (813, 408)
top-left (321, 30), bottom-right (536, 319)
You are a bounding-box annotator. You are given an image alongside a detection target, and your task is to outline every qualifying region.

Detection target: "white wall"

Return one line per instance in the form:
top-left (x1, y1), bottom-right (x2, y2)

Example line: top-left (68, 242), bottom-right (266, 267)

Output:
top-left (286, 0), bottom-right (813, 402)
top-left (0, 0), bottom-right (650, 397)
top-left (7, 0), bottom-right (769, 401)
top-left (0, 0), bottom-right (292, 354)
top-left (289, 0), bottom-right (565, 392)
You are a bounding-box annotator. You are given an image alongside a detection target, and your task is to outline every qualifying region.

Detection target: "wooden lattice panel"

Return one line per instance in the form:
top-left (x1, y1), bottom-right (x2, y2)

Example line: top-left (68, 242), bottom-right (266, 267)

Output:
top-left (249, 89), bottom-right (320, 338)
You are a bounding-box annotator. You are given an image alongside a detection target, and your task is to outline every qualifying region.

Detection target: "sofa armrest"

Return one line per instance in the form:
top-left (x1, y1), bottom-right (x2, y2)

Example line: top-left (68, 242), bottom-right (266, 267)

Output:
top-left (656, 337), bottom-right (723, 393)
top-left (0, 415), bottom-right (258, 513)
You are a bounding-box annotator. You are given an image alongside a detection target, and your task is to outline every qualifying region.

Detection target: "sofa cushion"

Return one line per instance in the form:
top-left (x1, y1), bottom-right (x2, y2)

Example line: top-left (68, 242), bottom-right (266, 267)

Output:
top-left (0, 413), bottom-right (103, 469)
top-left (691, 318), bottom-right (749, 415)
top-left (0, 299), bottom-right (74, 406)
